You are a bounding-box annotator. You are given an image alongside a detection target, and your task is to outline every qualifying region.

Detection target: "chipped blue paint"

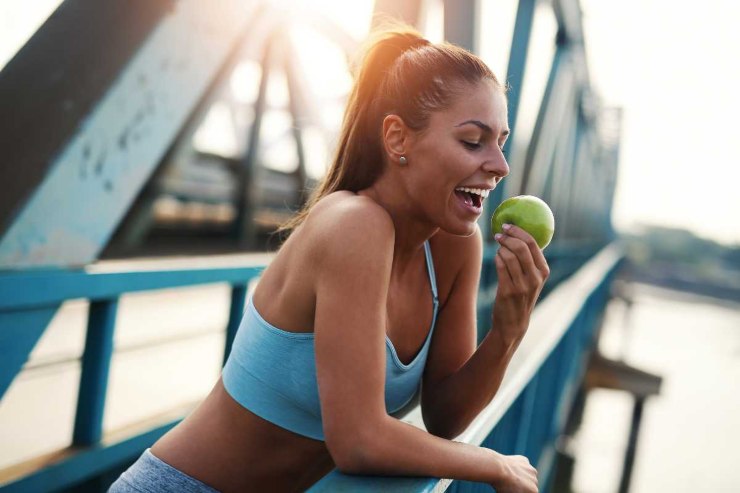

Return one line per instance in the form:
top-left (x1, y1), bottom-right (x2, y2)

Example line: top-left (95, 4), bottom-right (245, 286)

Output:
top-left (0, 0), bottom-right (259, 268)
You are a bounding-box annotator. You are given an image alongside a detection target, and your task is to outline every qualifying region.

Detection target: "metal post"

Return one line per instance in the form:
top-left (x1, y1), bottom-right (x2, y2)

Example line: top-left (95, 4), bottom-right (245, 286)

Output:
top-left (519, 30), bottom-right (567, 195)
top-left (485, 0), bottom-right (536, 234)
top-left (618, 397), bottom-right (646, 493)
top-left (73, 298), bottom-right (119, 446)
top-left (236, 33), bottom-right (274, 249)
top-left (223, 284), bottom-right (248, 364)
top-left (557, 95), bottom-right (584, 238)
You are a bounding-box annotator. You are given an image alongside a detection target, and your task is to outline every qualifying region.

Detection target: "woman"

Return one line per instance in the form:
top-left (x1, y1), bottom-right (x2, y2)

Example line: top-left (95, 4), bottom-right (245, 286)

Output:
top-left (110, 26), bottom-right (548, 493)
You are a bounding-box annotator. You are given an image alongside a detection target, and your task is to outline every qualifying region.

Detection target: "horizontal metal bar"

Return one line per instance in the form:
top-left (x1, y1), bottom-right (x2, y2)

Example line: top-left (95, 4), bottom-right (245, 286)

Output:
top-left (0, 420), bottom-right (179, 492)
top-left (0, 244), bottom-right (606, 318)
top-left (0, 265), bottom-right (264, 311)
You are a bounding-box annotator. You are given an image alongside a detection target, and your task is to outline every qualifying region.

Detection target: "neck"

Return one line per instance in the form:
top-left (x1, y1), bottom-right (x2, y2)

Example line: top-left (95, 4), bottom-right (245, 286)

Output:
top-left (357, 174), bottom-right (439, 274)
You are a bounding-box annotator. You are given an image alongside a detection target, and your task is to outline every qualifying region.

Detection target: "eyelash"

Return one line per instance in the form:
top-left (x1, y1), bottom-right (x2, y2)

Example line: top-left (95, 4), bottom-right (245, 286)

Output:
top-left (461, 141), bottom-right (508, 157)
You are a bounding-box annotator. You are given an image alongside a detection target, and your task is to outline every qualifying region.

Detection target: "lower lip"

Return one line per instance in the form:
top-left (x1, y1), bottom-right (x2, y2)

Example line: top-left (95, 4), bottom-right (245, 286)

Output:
top-left (454, 191), bottom-right (483, 216)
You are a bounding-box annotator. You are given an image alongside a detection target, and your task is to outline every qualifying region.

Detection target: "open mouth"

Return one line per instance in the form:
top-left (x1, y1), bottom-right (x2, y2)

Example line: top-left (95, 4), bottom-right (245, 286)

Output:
top-left (454, 187), bottom-right (489, 211)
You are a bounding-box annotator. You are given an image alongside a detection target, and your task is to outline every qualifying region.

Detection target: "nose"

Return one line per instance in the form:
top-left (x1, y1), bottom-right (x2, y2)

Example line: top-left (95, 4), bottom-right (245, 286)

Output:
top-left (481, 148), bottom-right (509, 178)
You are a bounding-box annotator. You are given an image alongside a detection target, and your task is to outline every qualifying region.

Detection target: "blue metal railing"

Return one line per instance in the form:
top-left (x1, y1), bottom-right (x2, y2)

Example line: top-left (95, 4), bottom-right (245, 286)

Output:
top-left (0, 262), bottom-right (264, 492)
top-left (310, 244), bottom-right (623, 492)
top-left (0, 244), bottom-right (621, 492)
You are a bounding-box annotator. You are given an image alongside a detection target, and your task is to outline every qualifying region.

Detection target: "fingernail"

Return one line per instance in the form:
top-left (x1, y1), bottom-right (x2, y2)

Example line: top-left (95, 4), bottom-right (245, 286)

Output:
top-left (494, 233), bottom-right (503, 241)
top-left (502, 223), bottom-right (511, 231)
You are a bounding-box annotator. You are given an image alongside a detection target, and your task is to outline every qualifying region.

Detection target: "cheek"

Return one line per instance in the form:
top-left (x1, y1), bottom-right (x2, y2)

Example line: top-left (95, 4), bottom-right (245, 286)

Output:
top-left (413, 139), bottom-right (470, 196)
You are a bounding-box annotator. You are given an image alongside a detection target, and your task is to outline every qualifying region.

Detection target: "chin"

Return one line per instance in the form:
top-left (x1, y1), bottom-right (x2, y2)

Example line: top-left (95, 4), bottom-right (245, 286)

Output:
top-left (440, 219), bottom-right (478, 237)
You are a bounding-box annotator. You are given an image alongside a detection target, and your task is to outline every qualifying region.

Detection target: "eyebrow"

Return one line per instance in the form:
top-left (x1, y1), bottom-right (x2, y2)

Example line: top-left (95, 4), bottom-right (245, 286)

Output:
top-left (455, 120), bottom-right (510, 137)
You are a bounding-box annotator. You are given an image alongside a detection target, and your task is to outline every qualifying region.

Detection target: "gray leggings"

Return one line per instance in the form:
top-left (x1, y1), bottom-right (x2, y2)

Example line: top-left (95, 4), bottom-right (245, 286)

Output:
top-left (108, 448), bottom-right (220, 493)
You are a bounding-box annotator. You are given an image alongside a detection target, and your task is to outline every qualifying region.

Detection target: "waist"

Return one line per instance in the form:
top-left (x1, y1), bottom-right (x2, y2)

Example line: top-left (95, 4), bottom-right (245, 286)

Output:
top-left (152, 379), bottom-right (333, 492)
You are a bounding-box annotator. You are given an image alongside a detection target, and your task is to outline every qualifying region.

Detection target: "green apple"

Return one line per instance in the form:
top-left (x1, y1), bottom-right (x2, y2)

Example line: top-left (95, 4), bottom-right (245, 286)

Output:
top-left (491, 195), bottom-right (555, 249)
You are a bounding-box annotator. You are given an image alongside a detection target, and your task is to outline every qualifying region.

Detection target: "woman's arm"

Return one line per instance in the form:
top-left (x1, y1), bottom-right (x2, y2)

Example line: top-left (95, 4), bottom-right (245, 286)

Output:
top-left (421, 224), bottom-right (549, 439)
top-left (310, 202), bottom-right (536, 491)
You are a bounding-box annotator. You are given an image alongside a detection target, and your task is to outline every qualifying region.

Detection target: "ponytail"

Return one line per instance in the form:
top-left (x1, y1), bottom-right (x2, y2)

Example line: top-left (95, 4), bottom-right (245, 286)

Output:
top-left (277, 23), bottom-right (500, 237)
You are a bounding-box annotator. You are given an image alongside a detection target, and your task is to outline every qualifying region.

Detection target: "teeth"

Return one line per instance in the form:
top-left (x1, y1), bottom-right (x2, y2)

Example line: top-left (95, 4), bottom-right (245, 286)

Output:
top-left (455, 187), bottom-right (490, 198)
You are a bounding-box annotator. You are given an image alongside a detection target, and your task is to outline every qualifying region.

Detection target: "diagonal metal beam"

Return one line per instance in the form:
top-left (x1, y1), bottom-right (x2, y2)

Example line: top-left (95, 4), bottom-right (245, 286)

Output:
top-left (0, 0), bottom-right (261, 268)
top-left (0, 306), bottom-right (59, 399)
top-left (484, 0), bottom-right (536, 238)
top-left (0, 0), bottom-right (174, 240)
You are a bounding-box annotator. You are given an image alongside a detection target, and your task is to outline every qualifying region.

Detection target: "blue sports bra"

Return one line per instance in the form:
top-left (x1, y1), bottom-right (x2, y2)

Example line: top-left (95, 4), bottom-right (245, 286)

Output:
top-left (222, 240), bottom-right (440, 441)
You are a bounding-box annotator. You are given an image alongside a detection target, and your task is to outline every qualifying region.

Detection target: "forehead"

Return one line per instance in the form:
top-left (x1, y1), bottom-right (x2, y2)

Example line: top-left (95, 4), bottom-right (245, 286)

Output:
top-left (430, 82), bottom-right (508, 134)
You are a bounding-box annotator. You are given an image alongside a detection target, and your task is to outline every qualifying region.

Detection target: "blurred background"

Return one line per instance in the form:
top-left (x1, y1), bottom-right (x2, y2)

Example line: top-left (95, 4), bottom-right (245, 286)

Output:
top-left (0, 1), bottom-right (738, 492)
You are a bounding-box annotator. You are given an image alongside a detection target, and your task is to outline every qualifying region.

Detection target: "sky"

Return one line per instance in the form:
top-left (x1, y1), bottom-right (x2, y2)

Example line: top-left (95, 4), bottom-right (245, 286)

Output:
top-left (2, 0), bottom-right (738, 246)
top-left (580, 0), bottom-right (740, 246)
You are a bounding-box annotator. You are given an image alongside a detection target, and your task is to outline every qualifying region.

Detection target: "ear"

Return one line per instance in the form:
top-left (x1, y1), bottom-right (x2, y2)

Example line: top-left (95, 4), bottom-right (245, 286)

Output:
top-left (381, 114), bottom-right (412, 165)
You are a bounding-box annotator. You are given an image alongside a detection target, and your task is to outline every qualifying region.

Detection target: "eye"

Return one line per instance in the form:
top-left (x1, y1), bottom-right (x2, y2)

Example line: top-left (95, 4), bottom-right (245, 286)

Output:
top-left (462, 141), bottom-right (481, 150)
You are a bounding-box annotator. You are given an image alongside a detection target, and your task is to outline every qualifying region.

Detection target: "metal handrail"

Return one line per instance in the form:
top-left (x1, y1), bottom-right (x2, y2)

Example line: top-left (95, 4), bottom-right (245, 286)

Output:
top-left (0, 256), bottom-right (268, 491)
top-left (309, 243), bottom-right (623, 492)
top-left (0, 244), bottom-right (622, 492)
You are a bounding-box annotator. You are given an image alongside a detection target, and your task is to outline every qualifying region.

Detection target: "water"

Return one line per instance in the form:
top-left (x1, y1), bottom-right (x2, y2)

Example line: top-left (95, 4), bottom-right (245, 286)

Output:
top-left (570, 283), bottom-right (740, 493)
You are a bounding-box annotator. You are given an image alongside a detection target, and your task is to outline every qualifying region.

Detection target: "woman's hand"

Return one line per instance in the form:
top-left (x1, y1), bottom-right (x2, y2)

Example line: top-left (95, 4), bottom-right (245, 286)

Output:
top-left (490, 454), bottom-right (539, 492)
top-left (492, 223), bottom-right (550, 347)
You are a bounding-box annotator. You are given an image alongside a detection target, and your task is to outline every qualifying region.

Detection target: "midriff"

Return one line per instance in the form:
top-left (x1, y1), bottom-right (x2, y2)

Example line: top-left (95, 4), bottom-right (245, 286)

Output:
top-left (150, 378), bottom-right (335, 493)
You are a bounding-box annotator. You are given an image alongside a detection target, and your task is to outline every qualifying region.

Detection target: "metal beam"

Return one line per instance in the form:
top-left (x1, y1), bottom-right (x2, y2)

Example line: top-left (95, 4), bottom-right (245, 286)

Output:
top-left (484, 0), bottom-right (536, 238)
top-left (444, 0), bottom-right (479, 53)
top-left (0, 265), bottom-right (264, 311)
top-left (0, 0), bottom-right (260, 268)
top-left (519, 38), bottom-right (570, 195)
top-left (0, 0), bottom-right (173, 240)
top-left (0, 306), bottom-right (58, 400)
top-left (552, 0), bottom-right (584, 44)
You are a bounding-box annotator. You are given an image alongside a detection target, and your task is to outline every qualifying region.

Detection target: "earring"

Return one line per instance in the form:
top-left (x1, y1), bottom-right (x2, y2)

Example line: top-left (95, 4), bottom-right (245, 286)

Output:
top-left (399, 155), bottom-right (407, 165)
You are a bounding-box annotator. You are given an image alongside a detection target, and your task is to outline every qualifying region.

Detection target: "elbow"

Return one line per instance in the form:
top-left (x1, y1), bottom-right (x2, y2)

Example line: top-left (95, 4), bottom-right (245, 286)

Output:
top-left (422, 407), bottom-right (469, 440)
top-left (330, 443), bottom-right (371, 474)
top-left (424, 421), bottom-right (464, 441)
top-left (324, 420), bottom-right (383, 474)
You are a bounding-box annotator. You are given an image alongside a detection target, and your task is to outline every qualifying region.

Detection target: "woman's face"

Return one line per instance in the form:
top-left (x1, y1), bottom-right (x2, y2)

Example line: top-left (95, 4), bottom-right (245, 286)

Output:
top-left (406, 81), bottom-right (510, 237)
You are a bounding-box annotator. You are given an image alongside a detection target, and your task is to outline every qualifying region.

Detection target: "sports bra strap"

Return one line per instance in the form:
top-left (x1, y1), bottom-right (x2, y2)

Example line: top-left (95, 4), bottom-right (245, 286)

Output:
top-left (423, 240), bottom-right (439, 301)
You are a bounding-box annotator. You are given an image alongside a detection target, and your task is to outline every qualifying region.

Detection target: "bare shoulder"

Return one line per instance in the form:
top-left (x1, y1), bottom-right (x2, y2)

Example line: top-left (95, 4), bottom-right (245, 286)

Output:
top-left (302, 191), bottom-right (396, 261)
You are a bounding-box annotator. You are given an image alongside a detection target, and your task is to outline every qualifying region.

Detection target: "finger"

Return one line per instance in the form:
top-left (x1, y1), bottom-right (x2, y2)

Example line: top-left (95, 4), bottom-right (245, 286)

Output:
top-left (494, 252), bottom-right (513, 292)
top-left (502, 224), bottom-right (550, 275)
top-left (497, 232), bottom-right (538, 280)
top-left (496, 243), bottom-right (526, 292)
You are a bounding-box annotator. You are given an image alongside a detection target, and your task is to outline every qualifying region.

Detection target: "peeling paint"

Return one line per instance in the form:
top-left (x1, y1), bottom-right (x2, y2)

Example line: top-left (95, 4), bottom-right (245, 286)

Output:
top-left (0, 0), bottom-right (261, 268)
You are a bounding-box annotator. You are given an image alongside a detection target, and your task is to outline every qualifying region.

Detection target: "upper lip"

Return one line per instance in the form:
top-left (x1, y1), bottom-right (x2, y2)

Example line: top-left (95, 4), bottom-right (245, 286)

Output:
top-left (456, 184), bottom-right (495, 190)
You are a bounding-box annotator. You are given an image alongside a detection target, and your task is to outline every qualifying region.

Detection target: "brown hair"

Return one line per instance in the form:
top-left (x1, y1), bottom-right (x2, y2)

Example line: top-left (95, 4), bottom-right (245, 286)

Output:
top-left (277, 24), bottom-right (502, 235)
